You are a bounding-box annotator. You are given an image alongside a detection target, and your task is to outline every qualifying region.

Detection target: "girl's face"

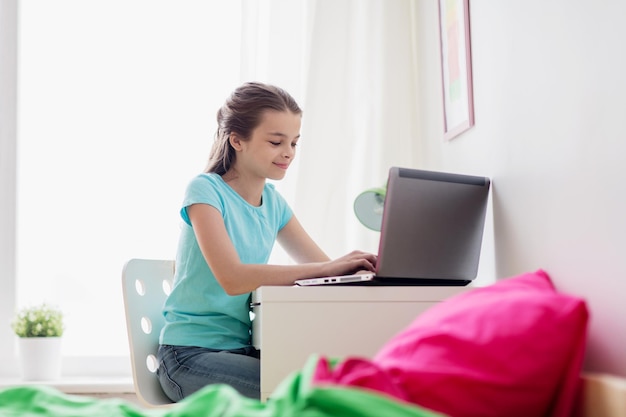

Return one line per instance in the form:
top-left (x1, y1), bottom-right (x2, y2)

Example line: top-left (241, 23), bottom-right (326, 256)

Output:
top-left (235, 110), bottom-right (301, 181)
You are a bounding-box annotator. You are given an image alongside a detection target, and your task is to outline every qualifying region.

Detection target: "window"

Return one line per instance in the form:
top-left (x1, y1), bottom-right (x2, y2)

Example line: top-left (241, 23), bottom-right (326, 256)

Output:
top-left (15, 0), bottom-right (242, 367)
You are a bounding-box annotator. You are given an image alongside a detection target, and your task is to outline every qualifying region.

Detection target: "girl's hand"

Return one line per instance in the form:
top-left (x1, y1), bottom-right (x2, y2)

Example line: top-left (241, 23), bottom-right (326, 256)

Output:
top-left (321, 250), bottom-right (377, 277)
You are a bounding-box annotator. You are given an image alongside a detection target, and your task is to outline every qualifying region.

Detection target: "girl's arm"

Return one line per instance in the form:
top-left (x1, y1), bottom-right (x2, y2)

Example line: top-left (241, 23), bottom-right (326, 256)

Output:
top-left (275, 215), bottom-right (330, 263)
top-left (188, 203), bottom-right (376, 295)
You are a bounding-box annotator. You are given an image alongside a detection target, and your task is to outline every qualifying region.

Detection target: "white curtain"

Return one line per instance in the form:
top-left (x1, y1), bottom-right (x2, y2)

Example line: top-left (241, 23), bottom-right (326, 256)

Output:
top-left (1, 0), bottom-right (422, 377)
top-left (0, 0), bottom-right (422, 377)
top-left (243, 0), bottom-right (421, 258)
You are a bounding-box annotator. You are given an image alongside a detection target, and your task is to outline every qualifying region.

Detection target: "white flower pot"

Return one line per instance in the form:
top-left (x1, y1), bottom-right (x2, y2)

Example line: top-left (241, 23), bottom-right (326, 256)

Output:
top-left (17, 337), bottom-right (62, 381)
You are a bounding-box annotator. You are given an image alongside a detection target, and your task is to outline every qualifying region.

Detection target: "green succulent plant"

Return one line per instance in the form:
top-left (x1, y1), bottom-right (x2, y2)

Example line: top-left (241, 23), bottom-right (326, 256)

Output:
top-left (11, 304), bottom-right (65, 337)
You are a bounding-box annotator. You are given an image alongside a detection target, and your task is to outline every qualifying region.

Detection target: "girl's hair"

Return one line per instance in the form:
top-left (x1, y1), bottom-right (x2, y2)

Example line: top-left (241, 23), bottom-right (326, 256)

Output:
top-left (205, 82), bottom-right (302, 175)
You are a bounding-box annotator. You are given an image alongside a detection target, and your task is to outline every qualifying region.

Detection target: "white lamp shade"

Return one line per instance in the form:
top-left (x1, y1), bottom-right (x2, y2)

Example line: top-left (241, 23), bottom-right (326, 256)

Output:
top-left (353, 186), bottom-right (386, 231)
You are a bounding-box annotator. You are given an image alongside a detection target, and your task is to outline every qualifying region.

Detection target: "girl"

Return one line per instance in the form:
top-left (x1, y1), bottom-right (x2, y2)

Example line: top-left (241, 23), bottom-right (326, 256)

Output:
top-left (157, 82), bottom-right (377, 401)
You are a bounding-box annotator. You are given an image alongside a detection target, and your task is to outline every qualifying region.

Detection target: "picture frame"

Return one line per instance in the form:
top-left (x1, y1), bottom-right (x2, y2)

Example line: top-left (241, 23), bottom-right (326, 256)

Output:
top-left (438, 0), bottom-right (474, 141)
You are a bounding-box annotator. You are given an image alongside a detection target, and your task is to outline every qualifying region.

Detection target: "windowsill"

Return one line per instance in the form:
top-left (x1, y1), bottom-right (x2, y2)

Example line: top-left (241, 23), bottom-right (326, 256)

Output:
top-left (0, 376), bottom-right (134, 394)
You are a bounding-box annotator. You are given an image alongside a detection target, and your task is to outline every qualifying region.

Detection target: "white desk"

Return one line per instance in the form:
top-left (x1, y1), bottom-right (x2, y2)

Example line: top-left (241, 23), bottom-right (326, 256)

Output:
top-left (251, 285), bottom-right (469, 400)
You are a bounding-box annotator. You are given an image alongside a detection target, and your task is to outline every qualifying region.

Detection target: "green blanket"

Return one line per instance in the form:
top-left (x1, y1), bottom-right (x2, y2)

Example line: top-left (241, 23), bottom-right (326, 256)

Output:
top-left (0, 356), bottom-right (446, 417)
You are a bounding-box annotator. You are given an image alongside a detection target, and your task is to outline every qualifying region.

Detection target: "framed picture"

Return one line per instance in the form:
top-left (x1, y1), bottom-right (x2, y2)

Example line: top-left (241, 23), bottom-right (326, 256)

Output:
top-left (438, 0), bottom-right (474, 141)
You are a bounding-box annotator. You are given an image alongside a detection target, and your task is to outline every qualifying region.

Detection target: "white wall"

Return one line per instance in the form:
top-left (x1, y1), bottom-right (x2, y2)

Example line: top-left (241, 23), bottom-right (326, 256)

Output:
top-left (0, 0), bottom-right (17, 367)
top-left (414, 1), bottom-right (626, 377)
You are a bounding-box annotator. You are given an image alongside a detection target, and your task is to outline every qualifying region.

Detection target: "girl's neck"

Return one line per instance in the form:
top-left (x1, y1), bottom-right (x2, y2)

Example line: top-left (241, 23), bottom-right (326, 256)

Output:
top-left (221, 169), bottom-right (265, 207)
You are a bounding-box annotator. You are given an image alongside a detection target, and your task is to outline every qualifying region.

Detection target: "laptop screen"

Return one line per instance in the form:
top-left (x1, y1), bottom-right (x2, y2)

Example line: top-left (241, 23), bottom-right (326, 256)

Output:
top-left (375, 167), bottom-right (491, 282)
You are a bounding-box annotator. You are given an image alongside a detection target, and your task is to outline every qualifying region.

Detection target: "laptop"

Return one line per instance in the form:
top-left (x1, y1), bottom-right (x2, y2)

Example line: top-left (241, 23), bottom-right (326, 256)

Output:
top-left (295, 166), bottom-right (491, 286)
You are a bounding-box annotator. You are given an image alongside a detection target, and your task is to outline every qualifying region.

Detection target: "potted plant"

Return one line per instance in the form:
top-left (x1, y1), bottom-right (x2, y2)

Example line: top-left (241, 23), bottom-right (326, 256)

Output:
top-left (11, 303), bottom-right (65, 381)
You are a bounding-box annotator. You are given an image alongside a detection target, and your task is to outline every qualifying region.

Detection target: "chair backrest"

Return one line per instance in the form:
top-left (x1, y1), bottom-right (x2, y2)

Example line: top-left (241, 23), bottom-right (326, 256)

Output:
top-left (122, 258), bottom-right (175, 407)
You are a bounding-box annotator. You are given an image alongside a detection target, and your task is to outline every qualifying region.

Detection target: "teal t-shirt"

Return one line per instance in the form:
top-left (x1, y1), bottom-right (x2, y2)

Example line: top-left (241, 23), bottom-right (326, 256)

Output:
top-left (160, 173), bottom-right (293, 349)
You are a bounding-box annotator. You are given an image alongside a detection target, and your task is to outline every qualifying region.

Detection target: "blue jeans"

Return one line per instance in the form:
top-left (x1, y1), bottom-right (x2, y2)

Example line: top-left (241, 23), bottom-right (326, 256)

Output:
top-left (157, 344), bottom-right (260, 401)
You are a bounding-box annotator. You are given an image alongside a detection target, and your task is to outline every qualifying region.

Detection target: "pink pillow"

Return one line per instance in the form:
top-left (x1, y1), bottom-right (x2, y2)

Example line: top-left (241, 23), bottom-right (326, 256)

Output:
top-left (372, 270), bottom-right (588, 417)
top-left (312, 356), bottom-right (410, 402)
top-left (312, 270), bottom-right (588, 417)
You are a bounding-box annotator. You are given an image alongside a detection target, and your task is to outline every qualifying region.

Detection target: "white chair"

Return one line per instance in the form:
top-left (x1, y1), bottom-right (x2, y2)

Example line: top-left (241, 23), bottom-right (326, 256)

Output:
top-left (122, 258), bottom-right (176, 407)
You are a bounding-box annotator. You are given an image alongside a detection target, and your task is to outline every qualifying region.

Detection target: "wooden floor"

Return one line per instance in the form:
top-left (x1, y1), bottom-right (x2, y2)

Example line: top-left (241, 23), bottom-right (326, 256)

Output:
top-left (73, 392), bottom-right (142, 405)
